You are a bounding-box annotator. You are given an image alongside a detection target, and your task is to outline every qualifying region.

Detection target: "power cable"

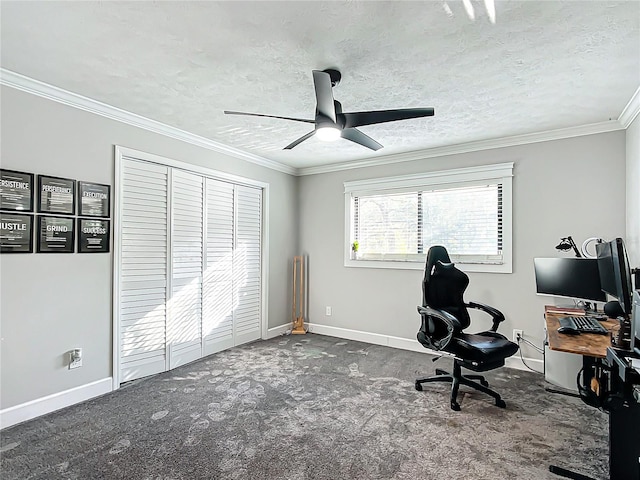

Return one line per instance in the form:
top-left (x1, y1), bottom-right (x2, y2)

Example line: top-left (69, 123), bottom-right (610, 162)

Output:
top-left (516, 333), bottom-right (543, 373)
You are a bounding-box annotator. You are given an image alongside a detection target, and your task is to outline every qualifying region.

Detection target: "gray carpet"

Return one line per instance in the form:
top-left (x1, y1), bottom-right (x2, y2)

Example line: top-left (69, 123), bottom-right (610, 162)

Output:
top-left (1, 334), bottom-right (608, 479)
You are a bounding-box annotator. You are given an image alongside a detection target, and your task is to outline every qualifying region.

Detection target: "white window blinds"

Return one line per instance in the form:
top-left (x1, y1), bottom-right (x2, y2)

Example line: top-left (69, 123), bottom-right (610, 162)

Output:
top-left (345, 163), bottom-right (513, 273)
top-left (355, 192), bottom-right (418, 257)
top-left (420, 184), bottom-right (502, 256)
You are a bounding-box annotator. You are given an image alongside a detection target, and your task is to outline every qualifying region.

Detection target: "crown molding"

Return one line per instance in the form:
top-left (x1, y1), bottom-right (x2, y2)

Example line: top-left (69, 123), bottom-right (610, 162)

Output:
top-left (297, 120), bottom-right (625, 176)
top-left (0, 68), bottom-right (297, 176)
top-left (619, 85), bottom-right (640, 129)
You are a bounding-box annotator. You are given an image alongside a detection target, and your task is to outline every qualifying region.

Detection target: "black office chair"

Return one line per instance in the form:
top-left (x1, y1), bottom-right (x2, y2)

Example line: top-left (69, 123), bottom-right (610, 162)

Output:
top-left (415, 245), bottom-right (519, 410)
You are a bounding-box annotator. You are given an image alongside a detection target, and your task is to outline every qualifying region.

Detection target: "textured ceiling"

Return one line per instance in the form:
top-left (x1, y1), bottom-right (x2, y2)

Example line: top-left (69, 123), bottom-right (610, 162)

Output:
top-left (1, 1), bottom-right (639, 170)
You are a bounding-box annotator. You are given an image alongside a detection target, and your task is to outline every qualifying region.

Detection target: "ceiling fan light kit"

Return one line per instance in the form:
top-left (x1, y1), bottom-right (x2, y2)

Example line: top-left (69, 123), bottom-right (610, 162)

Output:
top-left (224, 69), bottom-right (435, 151)
top-left (315, 125), bottom-right (341, 142)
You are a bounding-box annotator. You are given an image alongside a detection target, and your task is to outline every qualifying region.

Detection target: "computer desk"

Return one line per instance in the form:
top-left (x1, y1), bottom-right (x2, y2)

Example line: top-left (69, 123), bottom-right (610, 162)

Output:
top-left (544, 306), bottom-right (640, 480)
top-left (545, 306), bottom-right (618, 360)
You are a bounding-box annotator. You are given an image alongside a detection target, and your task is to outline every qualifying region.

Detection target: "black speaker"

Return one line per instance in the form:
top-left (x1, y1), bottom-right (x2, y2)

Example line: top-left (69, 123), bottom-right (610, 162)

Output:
top-left (604, 300), bottom-right (625, 319)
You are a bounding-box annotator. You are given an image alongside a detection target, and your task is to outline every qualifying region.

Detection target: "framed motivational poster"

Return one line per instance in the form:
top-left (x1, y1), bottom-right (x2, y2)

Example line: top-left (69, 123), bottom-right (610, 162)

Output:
top-left (77, 218), bottom-right (110, 253)
top-left (78, 181), bottom-right (110, 218)
top-left (0, 169), bottom-right (34, 212)
top-left (0, 212), bottom-right (33, 253)
top-left (37, 215), bottom-right (75, 253)
top-left (38, 175), bottom-right (75, 215)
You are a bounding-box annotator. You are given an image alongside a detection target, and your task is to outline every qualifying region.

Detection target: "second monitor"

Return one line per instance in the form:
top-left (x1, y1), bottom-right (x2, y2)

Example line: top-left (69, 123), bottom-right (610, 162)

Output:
top-left (534, 257), bottom-right (607, 304)
top-left (596, 238), bottom-right (633, 316)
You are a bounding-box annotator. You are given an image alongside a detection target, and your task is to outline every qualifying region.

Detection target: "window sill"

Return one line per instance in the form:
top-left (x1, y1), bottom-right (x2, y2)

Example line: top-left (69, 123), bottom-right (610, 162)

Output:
top-left (344, 258), bottom-right (512, 274)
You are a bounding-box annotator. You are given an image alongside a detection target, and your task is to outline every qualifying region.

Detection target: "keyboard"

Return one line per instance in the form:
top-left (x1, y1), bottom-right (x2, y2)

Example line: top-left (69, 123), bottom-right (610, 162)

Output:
top-left (558, 316), bottom-right (609, 335)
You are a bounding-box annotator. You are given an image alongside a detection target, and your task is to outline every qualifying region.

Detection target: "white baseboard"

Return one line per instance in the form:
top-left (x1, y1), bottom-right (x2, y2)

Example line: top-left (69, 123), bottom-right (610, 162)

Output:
top-left (308, 322), bottom-right (424, 351)
top-left (505, 355), bottom-right (543, 373)
top-left (266, 323), bottom-right (291, 339)
top-left (307, 322), bottom-right (543, 373)
top-left (0, 377), bottom-right (113, 430)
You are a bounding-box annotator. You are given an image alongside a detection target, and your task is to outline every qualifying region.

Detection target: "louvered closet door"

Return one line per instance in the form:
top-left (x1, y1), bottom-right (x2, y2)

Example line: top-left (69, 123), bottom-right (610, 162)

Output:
top-left (202, 179), bottom-right (235, 355)
top-left (168, 170), bottom-right (204, 369)
top-left (234, 185), bottom-right (262, 345)
top-left (119, 160), bottom-right (168, 382)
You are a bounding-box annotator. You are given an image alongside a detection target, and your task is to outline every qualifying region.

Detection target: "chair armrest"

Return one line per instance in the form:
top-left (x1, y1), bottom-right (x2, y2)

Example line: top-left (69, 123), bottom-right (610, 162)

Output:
top-left (417, 306), bottom-right (463, 330)
top-left (417, 305), bottom-right (462, 351)
top-left (466, 301), bottom-right (505, 332)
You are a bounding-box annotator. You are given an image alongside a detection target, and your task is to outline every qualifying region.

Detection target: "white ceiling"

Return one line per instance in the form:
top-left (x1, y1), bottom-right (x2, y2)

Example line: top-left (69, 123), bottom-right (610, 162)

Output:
top-left (1, 1), bottom-right (639, 172)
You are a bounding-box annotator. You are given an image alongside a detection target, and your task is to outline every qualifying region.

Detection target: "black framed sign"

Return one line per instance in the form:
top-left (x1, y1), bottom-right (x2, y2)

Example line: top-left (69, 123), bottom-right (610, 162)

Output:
top-left (38, 175), bottom-right (75, 215)
top-left (0, 169), bottom-right (34, 212)
top-left (78, 181), bottom-right (110, 218)
top-left (37, 215), bottom-right (75, 253)
top-left (78, 218), bottom-right (110, 253)
top-left (0, 213), bottom-right (33, 253)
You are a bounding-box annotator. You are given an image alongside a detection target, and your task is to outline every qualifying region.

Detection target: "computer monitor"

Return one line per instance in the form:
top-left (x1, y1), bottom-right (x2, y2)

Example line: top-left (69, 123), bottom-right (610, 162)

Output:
top-left (595, 238), bottom-right (633, 316)
top-left (534, 257), bottom-right (607, 303)
top-left (595, 241), bottom-right (616, 295)
top-left (632, 290), bottom-right (640, 354)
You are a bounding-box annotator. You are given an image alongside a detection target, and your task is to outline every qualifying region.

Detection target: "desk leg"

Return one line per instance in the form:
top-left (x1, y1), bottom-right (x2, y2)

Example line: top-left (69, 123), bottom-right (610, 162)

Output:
top-left (549, 356), bottom-right (601, 480)
top-left (544, 386), bottom-right (581, 398)
top-left (548, 465), bottom-right (595, 480)
top-left (609, 404), bottom-right (640, 480)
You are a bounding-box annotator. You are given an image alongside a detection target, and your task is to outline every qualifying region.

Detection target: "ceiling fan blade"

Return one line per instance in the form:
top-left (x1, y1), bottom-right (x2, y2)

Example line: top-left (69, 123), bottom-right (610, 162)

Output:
top-left (283, 131), bottom-right (316, 150)
top-left (342, 108), bottom-right (435, 128)
top-left (312, 70), bottom-right (336, 123)
top-left (341, 128), bottom-right (383, 151)
top-left (224, 110), bottom-right (314, 124)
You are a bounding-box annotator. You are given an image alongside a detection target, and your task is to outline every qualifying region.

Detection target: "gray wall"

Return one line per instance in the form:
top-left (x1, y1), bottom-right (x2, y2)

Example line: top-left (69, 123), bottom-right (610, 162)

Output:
top-left (298, 132), bottom-right (627, 360)
top-left (0, 86), bottom-right (298, 409)
top-left (626, 114), bottom-right (639, 267)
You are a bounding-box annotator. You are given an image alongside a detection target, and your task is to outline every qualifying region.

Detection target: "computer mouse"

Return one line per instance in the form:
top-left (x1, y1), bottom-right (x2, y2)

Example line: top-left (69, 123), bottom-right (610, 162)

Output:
top-left (557, 326), bottom-right (580, 335)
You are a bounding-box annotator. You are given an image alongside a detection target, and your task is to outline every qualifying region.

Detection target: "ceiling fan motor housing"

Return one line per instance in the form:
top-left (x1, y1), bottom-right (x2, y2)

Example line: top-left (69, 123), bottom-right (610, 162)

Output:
top-left (323, 68), bottom-right (341, 87)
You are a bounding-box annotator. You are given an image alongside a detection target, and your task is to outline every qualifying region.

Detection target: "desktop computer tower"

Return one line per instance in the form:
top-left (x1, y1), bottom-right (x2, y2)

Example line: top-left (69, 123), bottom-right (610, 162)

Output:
top-left (544, 345), bottom-right (583, 393)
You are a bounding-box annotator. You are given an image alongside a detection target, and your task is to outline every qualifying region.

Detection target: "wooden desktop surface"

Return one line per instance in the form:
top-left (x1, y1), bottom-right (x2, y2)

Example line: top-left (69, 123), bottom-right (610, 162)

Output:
top-left (545, 306), bottom-right (619, 358)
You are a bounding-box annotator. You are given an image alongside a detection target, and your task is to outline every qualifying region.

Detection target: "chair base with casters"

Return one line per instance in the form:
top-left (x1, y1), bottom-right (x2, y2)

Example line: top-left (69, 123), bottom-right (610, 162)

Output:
top-left (415, 358), bottom-right (507, 411)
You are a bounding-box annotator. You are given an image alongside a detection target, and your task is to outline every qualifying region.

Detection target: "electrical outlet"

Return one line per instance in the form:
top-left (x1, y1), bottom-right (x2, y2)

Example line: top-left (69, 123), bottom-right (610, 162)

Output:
top-left (512, 329), bottom-right (524, 343)
top-left (69, 348), bottom-right (82, 369)
top-left (325, 306), bottom-right (332, 316)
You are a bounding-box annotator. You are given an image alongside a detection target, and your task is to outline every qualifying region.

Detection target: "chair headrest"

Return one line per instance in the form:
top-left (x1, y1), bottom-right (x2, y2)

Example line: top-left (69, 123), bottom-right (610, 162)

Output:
top-left (434, 260), bottom-right (455, 272)
top-left (425, 245), bottom-right (452, 276)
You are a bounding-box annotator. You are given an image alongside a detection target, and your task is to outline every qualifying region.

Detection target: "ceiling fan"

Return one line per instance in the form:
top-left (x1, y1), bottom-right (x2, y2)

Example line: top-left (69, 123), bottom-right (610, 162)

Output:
top-left (224, 69), bottom-right (435, 151)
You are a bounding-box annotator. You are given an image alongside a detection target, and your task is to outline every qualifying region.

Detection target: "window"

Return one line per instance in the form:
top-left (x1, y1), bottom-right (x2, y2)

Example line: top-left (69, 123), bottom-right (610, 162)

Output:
top-left (345, 163), bottom-right (513, 273)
